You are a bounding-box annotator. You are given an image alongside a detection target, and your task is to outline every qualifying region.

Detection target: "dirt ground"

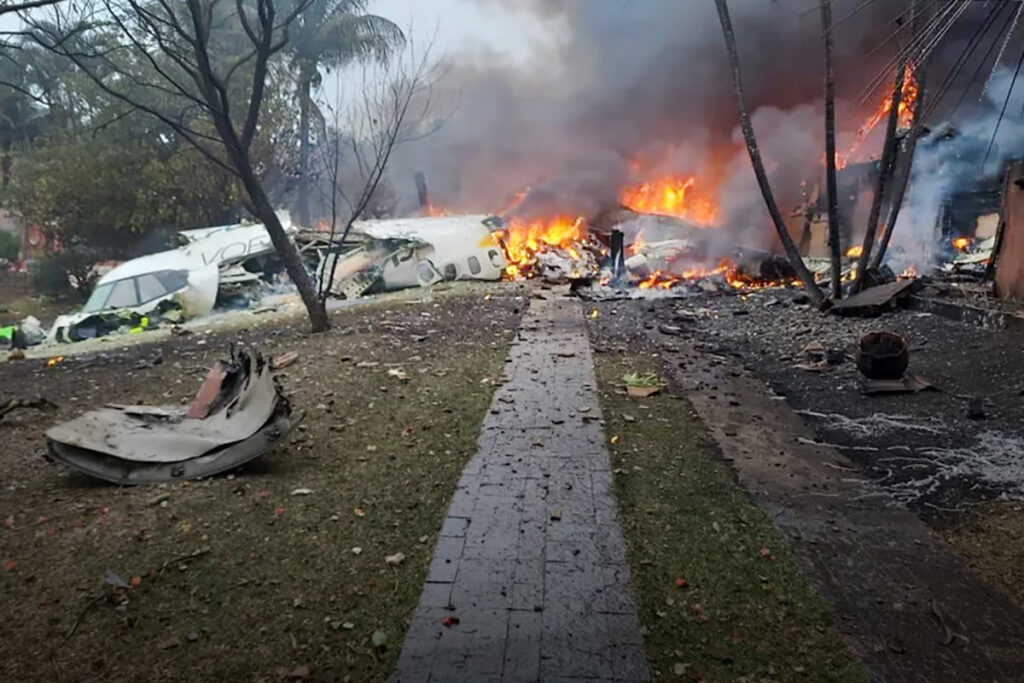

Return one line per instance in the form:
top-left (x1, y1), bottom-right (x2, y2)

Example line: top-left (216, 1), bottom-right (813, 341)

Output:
top-left (0, 284), bottom-right (523, 682)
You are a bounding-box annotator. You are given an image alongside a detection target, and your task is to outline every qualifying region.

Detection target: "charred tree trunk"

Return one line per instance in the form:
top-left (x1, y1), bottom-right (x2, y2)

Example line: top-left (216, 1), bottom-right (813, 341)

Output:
top-left (871, 70), bottom-right (927, 270)
top-left (853, 62), bottom-right (906, 291)
top-left (715, 0), bottom-right (825, 306)
top-left (822, 0), bottom-right (842, 299)
top-left (296, 71), bottom-right (313, 228)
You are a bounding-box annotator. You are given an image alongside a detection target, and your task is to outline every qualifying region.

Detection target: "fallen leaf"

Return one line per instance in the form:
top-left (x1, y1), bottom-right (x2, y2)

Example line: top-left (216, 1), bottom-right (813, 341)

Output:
top-left (290, 488), bottom-right (313, 496)
top-left (385, 552), bottom-right (406, 566)
top-left (148, 493), bottom-right (171, 506)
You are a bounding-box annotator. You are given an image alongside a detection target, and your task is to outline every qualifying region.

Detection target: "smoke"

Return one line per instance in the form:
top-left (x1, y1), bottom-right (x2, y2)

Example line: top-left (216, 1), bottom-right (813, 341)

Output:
top-left (387, 0), bottom-right (907, 251)
top-left (889, 67), bottom-right (1024, 270)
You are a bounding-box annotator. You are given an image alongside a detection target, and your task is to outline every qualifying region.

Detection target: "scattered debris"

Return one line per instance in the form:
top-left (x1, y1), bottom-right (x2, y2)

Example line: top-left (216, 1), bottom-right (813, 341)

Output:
top-left (623, 372), bottom-right (663, 398)
top-left (290, 488), bottom-right (314, 496)
top-left (0, 397), bottom-right (57, 422)
top-left (833, 279), bottom-right (918, 317)
top-left (45, 348), bottom-right (302, 484)
top-left (387, 368), bottom-right (409, 381)
top-left (856, 331), bottom-right (909, 380)
top-left (862, 375), bottom-right (937, 395)
top-left (385, 552), bottom-right (406, 566)
top-left (271, 351), bottom-right (300, 370)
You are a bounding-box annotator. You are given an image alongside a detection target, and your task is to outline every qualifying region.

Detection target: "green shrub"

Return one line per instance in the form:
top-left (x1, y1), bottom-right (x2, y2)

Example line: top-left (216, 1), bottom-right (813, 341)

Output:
top-left (0, 231), bottom-right (19, 261)
top-left (31, 250), bottom-right (98, 301)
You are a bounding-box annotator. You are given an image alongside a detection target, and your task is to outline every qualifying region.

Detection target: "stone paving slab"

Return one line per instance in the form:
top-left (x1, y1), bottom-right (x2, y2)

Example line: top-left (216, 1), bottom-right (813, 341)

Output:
top-left (391, 296), bottom-right (650, 683)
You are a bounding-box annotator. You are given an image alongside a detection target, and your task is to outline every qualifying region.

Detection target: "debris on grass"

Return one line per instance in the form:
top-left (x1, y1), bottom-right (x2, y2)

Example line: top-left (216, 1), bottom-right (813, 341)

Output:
top-left (385, 552), bottom-right (406, 566)
top-left (371, 630), bottom-right (388, 650)
top-left (270, 351), bottom-right (299, 370)
top-left (387, 368), bottom-right (409, 381)
top-left (290, 488), bottom-right (313, 496)
top-left (623, 372), bottom-right (664, 398)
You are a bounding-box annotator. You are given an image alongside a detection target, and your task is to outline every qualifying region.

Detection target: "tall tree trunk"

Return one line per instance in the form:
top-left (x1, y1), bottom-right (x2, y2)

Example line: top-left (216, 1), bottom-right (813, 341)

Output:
top-left (715, 0), bottom-right (825, 306)
top-left (242, 163), bottom-right (329, 332)
top-left (871, 65), bottom-right (927, 270)
top-left (853, 62), bottom-right (906, 292)
top-left (822, 0), bottom-right (842, 299)
top-left (296, 70), bottom-right (312, 228)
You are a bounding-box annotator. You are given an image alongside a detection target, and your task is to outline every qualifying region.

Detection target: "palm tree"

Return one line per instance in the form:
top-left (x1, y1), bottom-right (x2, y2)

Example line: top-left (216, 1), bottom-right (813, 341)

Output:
top-left (288, 0), bottom-right (403, 227)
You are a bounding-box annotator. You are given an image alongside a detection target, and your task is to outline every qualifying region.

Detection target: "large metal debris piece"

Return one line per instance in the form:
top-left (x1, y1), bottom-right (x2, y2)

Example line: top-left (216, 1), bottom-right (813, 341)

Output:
top-left (45, 348), bottom-right (301, 485)
top-left (832, 279), bottom-right (918, 316)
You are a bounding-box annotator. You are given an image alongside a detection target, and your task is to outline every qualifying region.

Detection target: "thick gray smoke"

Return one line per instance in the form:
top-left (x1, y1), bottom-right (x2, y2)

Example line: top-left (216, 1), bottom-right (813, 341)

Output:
top-left (890, 67), bottom-right (1024, 270)
top-left (387, 0), bottom-right (908, 251)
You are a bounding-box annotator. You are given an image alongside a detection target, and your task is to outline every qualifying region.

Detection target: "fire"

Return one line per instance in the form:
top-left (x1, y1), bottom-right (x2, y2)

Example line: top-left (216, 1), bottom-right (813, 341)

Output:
top-left (637, 270), bottom-right (680, 290)
top-left (846, 245), bottom-right (863, 258)
top-left (492, 215), bottom-right (587, 278)
top-left (900, 266), bottom-right (918, 279)
top-left (620, 175), bottom-right (718, 225)
top-left (837, 62), bottom-right (919, 169)
top-left (424, 203), bottom-right (448, 217)
top-left (952, 236), bottom-right (971, 252)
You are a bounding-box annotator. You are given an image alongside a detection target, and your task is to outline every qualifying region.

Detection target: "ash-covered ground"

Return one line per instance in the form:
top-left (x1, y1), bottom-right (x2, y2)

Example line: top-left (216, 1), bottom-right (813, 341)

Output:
top-left (588, 286), bottom-right (1024, 514)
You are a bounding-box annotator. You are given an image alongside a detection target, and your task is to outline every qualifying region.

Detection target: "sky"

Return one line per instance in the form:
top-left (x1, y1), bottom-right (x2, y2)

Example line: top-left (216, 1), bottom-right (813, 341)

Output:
top-left (367, 0), bottom-right (555, 66)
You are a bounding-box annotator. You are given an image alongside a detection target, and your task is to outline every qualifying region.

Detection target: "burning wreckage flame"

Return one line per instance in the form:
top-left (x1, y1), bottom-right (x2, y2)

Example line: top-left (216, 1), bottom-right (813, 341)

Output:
top-left (491, 215), bottom-right (592, 279)
top-left (620, 175), bottom-right (718, 225)
top-left (837, 62), bottom-right (919, 169)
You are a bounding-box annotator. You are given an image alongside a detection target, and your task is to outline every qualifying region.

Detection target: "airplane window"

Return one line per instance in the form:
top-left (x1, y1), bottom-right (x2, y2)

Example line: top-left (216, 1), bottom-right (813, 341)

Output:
top-left (136, 273), bottom-right (169, 303)
top-left (467, 256), bottom-right (481, 275)
top-left (156, 270), bottom-right (189, 292)
top-left (105, 278), bottom-right (140, 309)
top-left (488, 249), bottom-right (503, 267)
top-left (443, 263), bottom-right (457, 280)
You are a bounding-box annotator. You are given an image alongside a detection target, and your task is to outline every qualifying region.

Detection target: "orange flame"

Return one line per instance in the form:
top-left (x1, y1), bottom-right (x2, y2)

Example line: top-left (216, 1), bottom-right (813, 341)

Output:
top-left (620, 175), bottom-right (718, 225)
top-left (952, 237), bottom-right (971, 252)
top-left (493, 215), bottom-right (587, 278)
top-left (846, 245), bottom-right (863, 258)
top-left (837, 62), bottom-right (919, 169)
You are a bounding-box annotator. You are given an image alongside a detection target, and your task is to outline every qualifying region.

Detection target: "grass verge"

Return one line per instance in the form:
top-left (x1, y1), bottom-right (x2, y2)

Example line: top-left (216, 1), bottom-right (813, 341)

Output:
top-left (594, 351), bottom-right (866, 682)
top-left (944, 501), bottom-right (1024, 607)
top-left (0, 290), bottom-right (520, 682)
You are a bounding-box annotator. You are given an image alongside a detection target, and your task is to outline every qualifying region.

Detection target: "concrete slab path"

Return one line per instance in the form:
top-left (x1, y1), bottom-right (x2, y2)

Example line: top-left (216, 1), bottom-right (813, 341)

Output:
top-left (391, 296), bottom-right (650, 682)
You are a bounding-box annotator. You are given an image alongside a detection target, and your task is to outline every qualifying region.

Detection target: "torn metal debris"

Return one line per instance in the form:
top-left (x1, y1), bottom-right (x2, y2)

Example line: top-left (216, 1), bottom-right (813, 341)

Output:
top-left (45, 348), bottom-right (301, 484)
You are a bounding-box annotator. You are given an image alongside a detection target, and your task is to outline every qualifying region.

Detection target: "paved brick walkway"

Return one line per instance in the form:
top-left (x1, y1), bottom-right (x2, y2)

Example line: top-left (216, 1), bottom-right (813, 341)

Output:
top-left (391, 296), bottom-right (650, 682)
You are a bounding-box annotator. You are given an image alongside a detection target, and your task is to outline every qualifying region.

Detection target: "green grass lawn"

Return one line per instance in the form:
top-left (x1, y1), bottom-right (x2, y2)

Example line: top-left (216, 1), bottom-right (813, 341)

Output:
top-left (0, 291), bottom-right (519, 682)
top-left (595, 351), bottom-right (866, 682)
